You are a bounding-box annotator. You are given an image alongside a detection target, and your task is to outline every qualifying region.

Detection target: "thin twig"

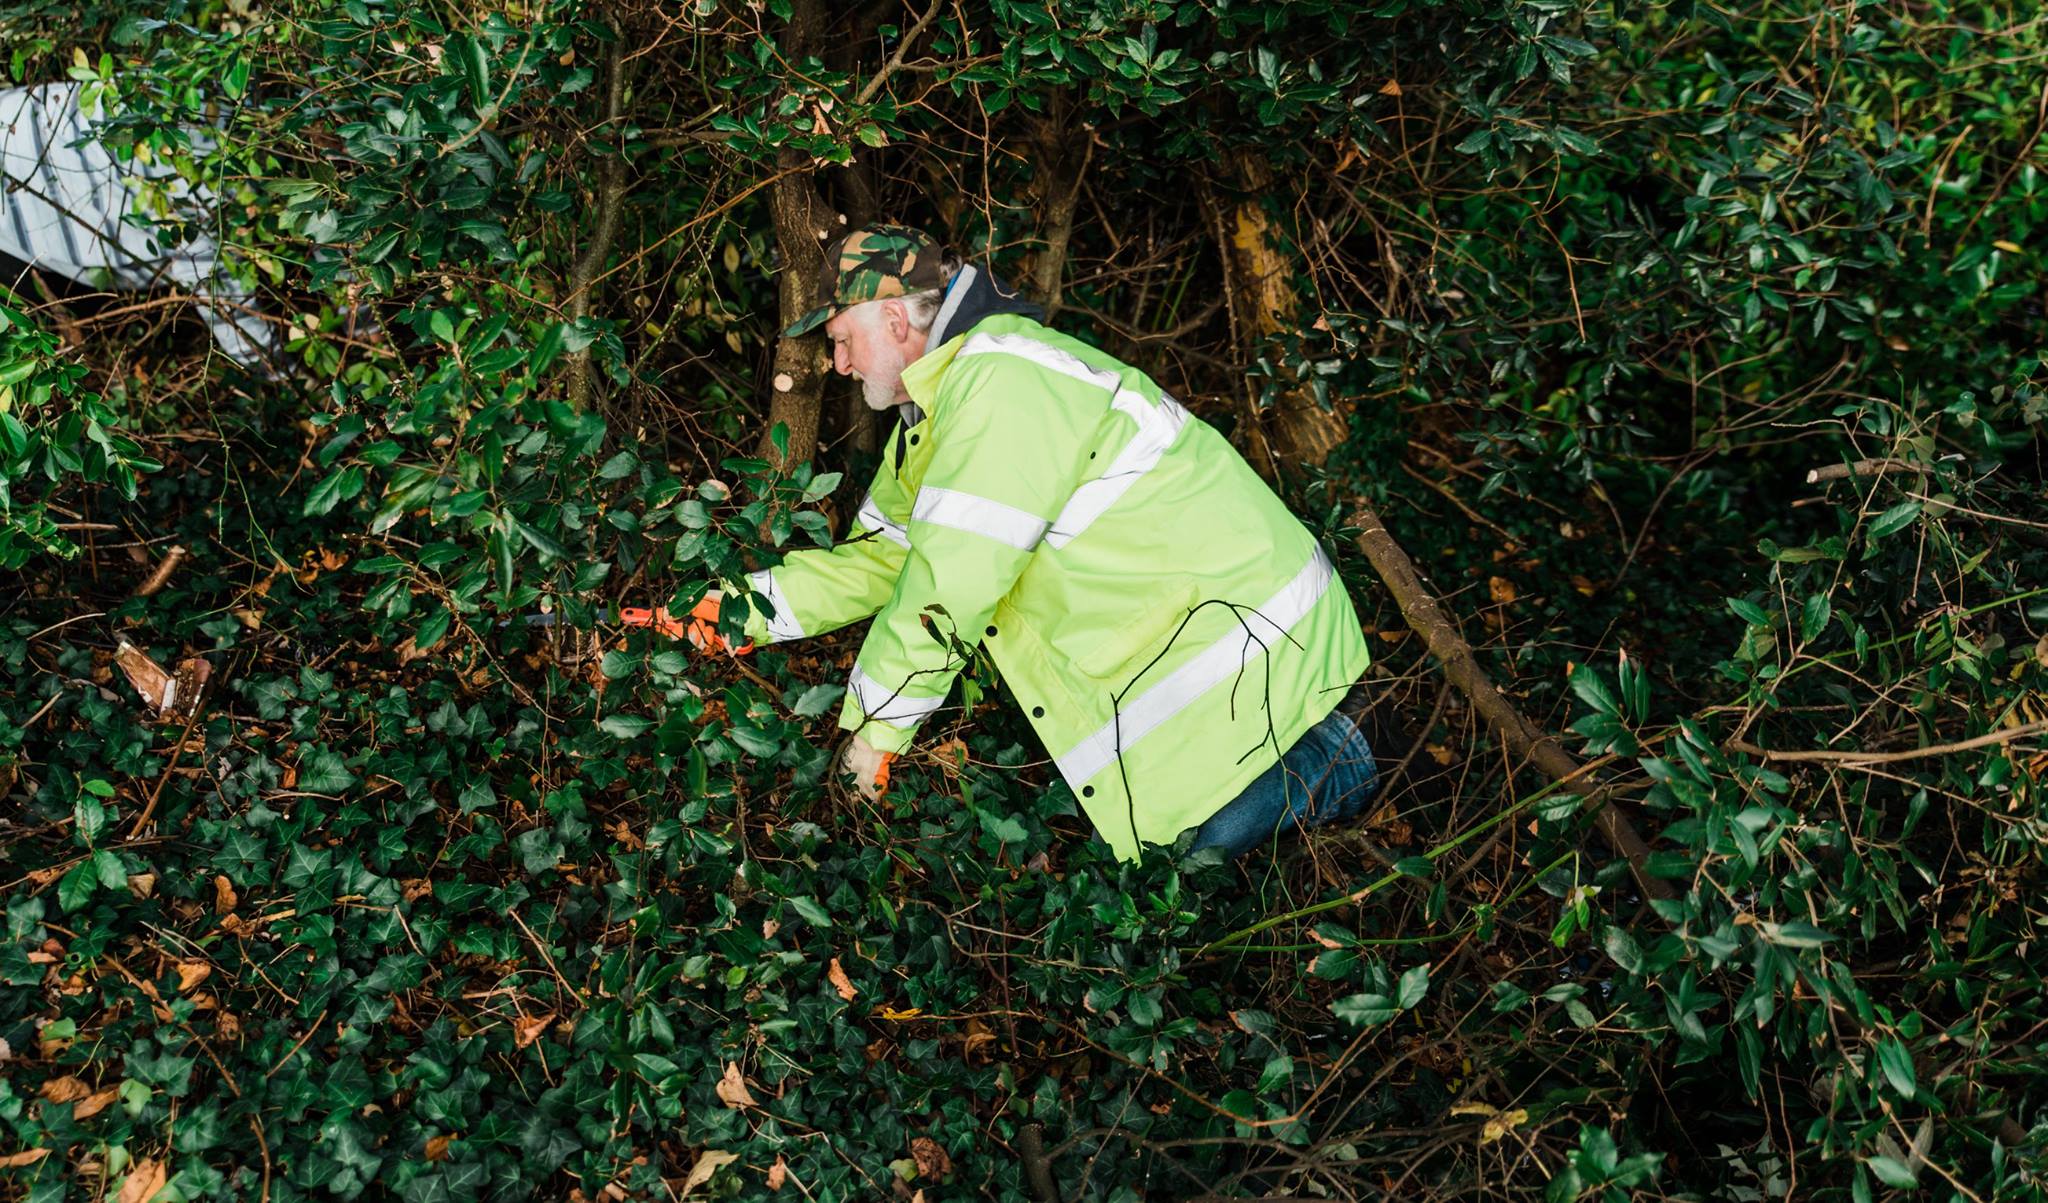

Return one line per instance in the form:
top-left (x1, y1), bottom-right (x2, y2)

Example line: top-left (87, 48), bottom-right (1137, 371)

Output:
top-left (855, 0), bottom-right (945, 106)
top-left (1804, 457), bottom-right (1924, 485)
top-left (1729, 719), bottom-right (2048, 765)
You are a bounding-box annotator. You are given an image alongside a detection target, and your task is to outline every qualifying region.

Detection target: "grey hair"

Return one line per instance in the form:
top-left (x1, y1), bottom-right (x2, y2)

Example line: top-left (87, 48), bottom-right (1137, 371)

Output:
top-left (900, 249), bottom-right (963, 333)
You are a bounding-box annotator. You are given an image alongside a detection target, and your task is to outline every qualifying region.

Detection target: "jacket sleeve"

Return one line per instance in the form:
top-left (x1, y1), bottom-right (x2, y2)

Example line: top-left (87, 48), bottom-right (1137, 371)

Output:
top-left (837, 353), bottom-right (1094, 752)
top-left (735, 465), bottom-right (913, 645)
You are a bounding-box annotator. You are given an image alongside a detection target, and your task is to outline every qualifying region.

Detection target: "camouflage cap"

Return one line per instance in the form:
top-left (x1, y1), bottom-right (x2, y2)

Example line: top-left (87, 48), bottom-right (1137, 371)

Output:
top-left (782, 224), bottom-right (946, 338)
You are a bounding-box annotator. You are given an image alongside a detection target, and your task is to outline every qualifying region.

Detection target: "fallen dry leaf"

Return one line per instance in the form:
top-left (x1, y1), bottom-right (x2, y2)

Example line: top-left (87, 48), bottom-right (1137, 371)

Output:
top-left (959, 1018), bottom-right (996, 1063)
top-left (213, 875), bottom-right (238, 914)
top-left (681, 1148), bottom-right (739, 1197)
top-left (715, 1062), bottom-right (756, 1109)
top-left (910, 1136), bottom-right (952, 1179)
top-left (1488, 575), bottom-right (1517, 605)
top-left (73, 1087), bottom-right (120, 1120)
top-left (425, 1134), bottom-right (453, 1161)
top-left (930, 738), bottom-right (970, 775)
top-left (513, 1013), bottom-right (555, 1050)
top-left (765, 1157), bottom-right (787, 1191)
top-left (126, 873), bottom-right (157, 899)
top-left (827, 957), bottom-right (858, 1002)
top-left (760, 918), bottom-right (780, 941)
top-left (113, 640), bottom-right (177, 714)
top-left (41, 1075), bottom-right (92, 1104)
top-left (175, 961), bottom-right (212, 993)
top-left (0, 1149), bottom-right (50, 1168)
top-left (116, 1157), bottom-right (167, 1203)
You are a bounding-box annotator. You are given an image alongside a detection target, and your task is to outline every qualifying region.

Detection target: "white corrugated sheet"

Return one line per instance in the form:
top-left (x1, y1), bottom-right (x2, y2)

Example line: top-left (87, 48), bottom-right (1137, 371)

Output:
top-left (0, 81), bottom-right (274, 367)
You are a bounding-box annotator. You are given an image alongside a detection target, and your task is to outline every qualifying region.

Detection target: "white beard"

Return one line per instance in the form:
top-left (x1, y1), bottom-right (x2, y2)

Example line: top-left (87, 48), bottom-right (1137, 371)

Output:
top-left (855, 343), bottom-right (907, 411)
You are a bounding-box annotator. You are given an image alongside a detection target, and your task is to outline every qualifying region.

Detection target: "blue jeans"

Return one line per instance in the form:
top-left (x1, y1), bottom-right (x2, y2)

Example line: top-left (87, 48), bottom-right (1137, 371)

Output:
top-left (1190, 705), bottom-right (1380, 858)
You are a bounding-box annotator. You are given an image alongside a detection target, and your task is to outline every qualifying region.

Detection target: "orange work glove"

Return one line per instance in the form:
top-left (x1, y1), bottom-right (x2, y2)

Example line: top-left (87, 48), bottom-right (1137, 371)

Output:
top-left (621, 591), bottom-right (753, 655)
top-left (834, 733), bottom-right (895, 800)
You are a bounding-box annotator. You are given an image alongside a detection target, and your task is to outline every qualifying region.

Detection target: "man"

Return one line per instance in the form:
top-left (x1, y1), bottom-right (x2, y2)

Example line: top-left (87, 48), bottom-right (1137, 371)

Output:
top-left (687, 225), bottom-right (1379, 860)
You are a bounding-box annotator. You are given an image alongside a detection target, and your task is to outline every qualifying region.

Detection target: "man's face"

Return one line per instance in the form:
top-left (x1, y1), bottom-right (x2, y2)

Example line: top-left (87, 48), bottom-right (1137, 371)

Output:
top-left (825, 300), bottom-right (921, 411)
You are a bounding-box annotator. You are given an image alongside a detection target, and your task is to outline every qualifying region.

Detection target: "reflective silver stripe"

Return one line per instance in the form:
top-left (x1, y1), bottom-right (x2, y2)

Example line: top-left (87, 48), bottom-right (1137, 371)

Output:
top-left (958, 331), bottom-right (1123, 392)
top-left (745, 569), bottom-right (805, 642)
top-left (912, 486), bottom-right (1049, 551)
top-left (848, 664), bottom-right (948, 726)
top-left (857, 494), bottom-right (910, 549)
top-left (1054, 545), bottom-right (1337, 786)
top-left (923, 264), bottom-right (977, 348)
top-left (956, 332), bottom-right (1190, 550)
top-left (1045, 390), bottom-right (1190, 549)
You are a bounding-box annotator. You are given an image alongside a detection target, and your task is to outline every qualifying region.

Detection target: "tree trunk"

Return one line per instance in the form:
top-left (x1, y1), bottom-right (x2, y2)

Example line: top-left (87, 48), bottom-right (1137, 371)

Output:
top-left (758, 0), bottom-right (835, 468)
top-left (1204, 156), bottom-right (1349, 469)
top-left (1028, 97), bottom-right (1091, 319)
top-left (564, 23), bottom-right (629, 410)
top-left (826, 4), bottom-right (893, 457)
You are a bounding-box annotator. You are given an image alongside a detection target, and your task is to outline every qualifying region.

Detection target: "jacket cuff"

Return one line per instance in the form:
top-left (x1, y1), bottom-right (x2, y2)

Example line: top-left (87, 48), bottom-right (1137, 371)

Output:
top-left (842, 711), bottom-right (916, 755)
top-left (737, 569), bottom-right (804, 644)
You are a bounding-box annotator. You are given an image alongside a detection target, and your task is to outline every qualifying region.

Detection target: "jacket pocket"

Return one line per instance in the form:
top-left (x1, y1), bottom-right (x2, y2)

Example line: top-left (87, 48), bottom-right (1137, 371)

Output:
top-left (1063, 576), bottom-right (1203, 687)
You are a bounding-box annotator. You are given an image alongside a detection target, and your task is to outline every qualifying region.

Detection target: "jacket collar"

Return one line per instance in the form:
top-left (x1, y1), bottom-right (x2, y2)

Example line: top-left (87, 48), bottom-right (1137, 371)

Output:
top-left (900, 325), bottom-right (967, 411)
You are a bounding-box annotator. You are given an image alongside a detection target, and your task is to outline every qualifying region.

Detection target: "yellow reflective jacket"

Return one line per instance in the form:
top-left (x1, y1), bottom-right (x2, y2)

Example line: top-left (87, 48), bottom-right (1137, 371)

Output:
top-left (740, 311), bottom-right (1369, 858)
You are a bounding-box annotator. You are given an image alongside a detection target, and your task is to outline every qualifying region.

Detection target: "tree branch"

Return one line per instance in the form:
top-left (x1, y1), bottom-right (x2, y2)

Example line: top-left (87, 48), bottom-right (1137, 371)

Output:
top-left (855, 0), bottom-right (944, 106)
top-left (1349, 499), bottom-right (1672, 902)
top-left (1729, 719), bottom-right (2048, 765)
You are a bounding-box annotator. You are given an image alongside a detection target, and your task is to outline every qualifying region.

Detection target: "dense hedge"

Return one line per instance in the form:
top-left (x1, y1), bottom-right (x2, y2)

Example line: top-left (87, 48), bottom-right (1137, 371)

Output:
top-left (2, 1), bottom-right (2044, 1201)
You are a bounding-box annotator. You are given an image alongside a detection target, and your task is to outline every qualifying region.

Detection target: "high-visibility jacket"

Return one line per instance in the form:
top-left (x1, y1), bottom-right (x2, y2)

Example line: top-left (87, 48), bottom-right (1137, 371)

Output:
top-left (740, 312), bottom-right (1369, 859)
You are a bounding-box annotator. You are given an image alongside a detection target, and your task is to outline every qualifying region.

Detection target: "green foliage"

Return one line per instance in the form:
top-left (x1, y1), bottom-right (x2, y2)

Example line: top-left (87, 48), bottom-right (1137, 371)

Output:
top-left (0, 298), bottom-right (158, 568)
top-left (2, 0), bottom-right (2045, 1200)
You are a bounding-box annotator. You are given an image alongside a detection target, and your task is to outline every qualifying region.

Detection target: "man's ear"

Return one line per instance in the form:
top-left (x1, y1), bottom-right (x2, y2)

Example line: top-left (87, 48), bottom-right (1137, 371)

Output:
top-left (884, 299), bottom-right (910, 343)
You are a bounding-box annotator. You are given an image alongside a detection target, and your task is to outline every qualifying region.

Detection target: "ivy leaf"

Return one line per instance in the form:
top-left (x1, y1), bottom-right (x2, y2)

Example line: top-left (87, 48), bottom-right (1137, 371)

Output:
top-left (297, 746), bottom-right (356, 794)
top-left (599, 714), bottom-right (654, 738)
top-left (792, 683), bottom-right (844, 718)
top-left (787, 894), bottom-right (832, 928)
